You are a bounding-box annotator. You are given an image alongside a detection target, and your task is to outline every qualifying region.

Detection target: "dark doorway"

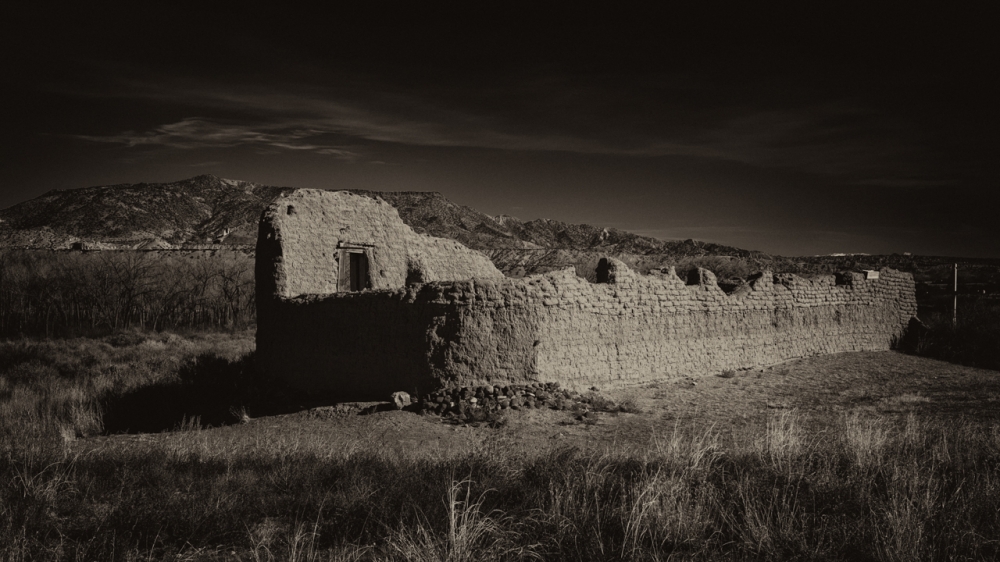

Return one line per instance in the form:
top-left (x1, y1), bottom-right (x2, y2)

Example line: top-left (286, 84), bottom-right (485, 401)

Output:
top-left (349, 252), bottom-right (369, 291)
top-left (337, 244), bottom-right (373, 292)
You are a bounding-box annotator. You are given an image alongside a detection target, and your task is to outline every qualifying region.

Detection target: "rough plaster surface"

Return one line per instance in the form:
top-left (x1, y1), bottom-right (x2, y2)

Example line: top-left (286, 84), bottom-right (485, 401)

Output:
top-left (255, 189), bottom-right (503, 300)
top-left (257, 193), bottom-right (918, 400)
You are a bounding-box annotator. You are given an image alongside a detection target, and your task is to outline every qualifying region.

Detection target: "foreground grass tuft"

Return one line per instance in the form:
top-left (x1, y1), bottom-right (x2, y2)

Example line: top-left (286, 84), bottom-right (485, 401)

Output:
top-left (4, 333), bottom-right (1000, 560)
top-left (4, 412), bottom-right (1000, 560)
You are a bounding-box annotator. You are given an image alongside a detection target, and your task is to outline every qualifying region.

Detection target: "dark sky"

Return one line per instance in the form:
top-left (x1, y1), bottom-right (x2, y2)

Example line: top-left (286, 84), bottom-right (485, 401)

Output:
top-left (2, 4), bottom-right (997, 257)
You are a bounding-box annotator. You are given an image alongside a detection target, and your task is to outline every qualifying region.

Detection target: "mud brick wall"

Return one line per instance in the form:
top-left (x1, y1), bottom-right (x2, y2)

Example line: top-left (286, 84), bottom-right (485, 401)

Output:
top-left (255, 189), bottom-right (506, 397)
top-left (258, 252), bottom-right (917, 399)
top-left (255, 190), bottom-right (917, 399)
top-left (255, 189), bottom-right (503, 301)
top-left (524, 261), bottom-right (917, 390)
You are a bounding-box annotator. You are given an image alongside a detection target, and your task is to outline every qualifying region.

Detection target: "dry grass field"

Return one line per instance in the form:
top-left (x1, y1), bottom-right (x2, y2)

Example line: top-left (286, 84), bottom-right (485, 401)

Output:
top-left (3, 331), bottom-right (1000, 561)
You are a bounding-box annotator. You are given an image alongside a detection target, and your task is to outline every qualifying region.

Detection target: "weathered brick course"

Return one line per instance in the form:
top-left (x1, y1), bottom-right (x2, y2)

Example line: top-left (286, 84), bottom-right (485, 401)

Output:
top-left (256, 190), bottom-right (918, 400)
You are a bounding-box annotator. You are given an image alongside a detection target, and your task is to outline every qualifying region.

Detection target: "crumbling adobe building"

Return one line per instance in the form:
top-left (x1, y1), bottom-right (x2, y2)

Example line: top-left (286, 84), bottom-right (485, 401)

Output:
top-left (256, 190), bottom-right (918, 400)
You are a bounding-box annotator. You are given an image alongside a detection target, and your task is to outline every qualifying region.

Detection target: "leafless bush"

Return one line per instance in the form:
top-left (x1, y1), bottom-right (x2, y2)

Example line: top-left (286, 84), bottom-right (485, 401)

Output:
top-left (0, 249), bottom-right (255, 337)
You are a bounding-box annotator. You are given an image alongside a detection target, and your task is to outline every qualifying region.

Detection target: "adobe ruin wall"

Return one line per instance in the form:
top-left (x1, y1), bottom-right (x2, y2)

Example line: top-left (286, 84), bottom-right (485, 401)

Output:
top-left (256, 190), bottom-right (918, 400)
top-left (255, 189), bottom-right (503, 300)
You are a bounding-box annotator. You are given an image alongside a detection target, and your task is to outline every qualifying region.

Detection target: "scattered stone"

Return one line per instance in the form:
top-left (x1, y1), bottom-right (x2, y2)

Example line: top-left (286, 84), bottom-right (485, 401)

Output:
top-left (416, 383), bottom-right (653, 421)
top-left (391, 391), bottom-right (411, 410)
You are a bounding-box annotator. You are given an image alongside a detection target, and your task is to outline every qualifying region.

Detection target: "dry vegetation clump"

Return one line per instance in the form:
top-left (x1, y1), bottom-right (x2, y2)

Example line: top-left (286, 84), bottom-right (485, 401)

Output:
top-left (0, 331), bottom-right (257, 455)
top-left (0, 249), bottom-right (255, 338)
top-left (903, 299), bottom-right (1000, 371)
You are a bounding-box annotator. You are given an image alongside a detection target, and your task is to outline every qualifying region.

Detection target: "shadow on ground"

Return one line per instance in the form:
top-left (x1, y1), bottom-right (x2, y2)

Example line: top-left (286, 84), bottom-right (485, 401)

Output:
top-left (101, 352), bottom-right (303, 434)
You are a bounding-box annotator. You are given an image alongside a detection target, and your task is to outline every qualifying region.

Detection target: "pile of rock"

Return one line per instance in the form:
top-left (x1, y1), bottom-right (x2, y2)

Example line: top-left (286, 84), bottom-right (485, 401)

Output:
top-left (418, 382), bottom-right (580, 417)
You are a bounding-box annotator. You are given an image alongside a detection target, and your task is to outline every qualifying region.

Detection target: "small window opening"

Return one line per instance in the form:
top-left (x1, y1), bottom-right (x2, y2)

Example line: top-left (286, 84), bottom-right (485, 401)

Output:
top-left (595, 258), bottom-right (611, 283)
top-left (406, 259), bottom-right (425, 286)
top-left (406, 268), bottom-right (424, 286)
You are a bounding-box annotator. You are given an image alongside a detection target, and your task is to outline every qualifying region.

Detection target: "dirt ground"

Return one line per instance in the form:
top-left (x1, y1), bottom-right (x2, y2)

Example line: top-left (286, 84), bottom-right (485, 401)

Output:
top-left (77, 350), bottom-right (1000, 458)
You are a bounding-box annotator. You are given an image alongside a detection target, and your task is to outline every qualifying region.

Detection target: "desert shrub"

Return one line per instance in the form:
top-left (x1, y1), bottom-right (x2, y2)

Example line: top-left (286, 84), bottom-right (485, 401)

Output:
top-left (0, 249), bottom-right (255, 338)
top-left (904, 298), bottom-right (1000, 370)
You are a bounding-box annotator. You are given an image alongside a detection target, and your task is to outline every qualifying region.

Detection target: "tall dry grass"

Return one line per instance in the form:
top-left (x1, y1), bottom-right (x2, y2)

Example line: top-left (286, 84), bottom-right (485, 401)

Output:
top-left (3, 335), bottom-right (1000, 560)
top-left (5, 415), bottom-right (1000, 560)
top-left (0, 332), bottom-right (256, 455)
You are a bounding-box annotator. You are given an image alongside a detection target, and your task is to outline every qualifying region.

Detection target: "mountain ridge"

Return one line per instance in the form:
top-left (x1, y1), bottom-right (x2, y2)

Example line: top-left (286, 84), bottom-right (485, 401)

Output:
top-left (0, 174), bottom-right (763, 260)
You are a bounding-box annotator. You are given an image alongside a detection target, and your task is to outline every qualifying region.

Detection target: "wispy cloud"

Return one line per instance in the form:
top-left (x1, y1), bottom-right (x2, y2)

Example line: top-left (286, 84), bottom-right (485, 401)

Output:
top-left (853, 178), bottom-right (954, 187)
top-left (75, 117), bottom-right (358, 159)
top-left (70, 75), bottom-right (934, 181)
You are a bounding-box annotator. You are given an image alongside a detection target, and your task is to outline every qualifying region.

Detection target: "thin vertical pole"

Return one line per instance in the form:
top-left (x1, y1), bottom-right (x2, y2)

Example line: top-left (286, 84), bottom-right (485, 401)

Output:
top-left (953, 263), bottom-right (958, 326)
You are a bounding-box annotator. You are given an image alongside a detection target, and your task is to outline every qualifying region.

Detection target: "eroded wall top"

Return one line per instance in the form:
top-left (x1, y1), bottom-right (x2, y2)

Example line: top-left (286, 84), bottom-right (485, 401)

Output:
top-left (256, 189), bottom-right (503, 298)
top-left (257, 257), bottom-right (918, 396)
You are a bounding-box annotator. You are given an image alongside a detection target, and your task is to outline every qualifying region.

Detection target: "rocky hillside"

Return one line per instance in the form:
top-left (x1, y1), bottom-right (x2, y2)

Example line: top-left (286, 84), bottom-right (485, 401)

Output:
top-left (356, 190), bottom-right (765, 259)
top-left (0, 175), bottom-right (763, 258)
top-left (0, 175), bottom-right (292, 249)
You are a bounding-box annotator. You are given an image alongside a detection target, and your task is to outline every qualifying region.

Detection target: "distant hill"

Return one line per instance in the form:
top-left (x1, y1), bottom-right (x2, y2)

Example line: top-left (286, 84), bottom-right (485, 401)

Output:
top-left (0, 175), bottom-right (291, 248)
top-left (0, 175), bottom-right (763, 260)
top-left (3, 175), bottom-right (999, 292)
top-left (353, 189), bottom-right (766, 259)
